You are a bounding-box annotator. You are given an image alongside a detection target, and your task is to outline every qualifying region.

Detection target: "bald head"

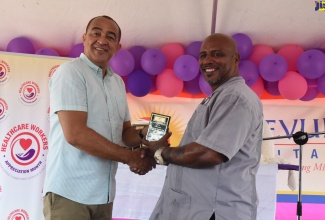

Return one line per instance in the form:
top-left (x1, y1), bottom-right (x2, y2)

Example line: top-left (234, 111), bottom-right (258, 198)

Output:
top-left (202, 33), bottom-right (238, 55)
top-left (199, 33), bottom-right (240, 91)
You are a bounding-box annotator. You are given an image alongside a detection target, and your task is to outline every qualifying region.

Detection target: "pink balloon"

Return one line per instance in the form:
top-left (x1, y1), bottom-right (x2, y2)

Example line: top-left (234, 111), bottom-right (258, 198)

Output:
top-left (161, 43), bottom-right (185, 68)
top-left (249, 76), bottom-right (264, 97)
top-left (156, 69), bottom-right (183, 97)
top-left (300, 79), bottom-right (319, 101)
top-left (278, 71), bottom-right (308, 100)
top-left (249, 45), bottom-right (274, 66)
top-left (277, 44), bottom-right (304, 71)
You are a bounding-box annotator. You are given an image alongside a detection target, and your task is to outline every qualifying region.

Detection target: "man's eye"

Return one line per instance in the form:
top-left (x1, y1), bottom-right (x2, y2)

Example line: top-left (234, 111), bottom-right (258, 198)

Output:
top-left (107, 35), bottom-right (116, 41)
top-left (213, 53), bottom-right (223, 57)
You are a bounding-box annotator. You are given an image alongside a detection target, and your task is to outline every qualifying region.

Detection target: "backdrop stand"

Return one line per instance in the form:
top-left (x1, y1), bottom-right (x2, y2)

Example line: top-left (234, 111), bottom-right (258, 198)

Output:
top-left (263, 131), bottom-right (325, 220)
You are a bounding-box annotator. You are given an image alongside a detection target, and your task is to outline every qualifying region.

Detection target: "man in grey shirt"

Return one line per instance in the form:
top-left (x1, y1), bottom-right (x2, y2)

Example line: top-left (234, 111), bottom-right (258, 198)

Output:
top-left (145, 33), bottom-right (263, 220)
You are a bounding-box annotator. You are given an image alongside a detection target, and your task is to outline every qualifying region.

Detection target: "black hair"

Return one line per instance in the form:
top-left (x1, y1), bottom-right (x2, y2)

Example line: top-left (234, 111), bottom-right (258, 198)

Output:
top-left (85, 15), bottom-right (121, 42)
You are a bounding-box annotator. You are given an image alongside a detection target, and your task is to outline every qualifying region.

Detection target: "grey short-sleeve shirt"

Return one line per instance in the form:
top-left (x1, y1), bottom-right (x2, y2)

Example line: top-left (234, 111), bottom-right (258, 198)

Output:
top-left (150, 76), bottom-right (263, 220)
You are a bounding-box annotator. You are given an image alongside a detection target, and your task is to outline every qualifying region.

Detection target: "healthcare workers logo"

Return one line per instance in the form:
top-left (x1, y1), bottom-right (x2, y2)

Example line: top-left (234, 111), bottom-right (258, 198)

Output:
top-left (0, 98), bottom-right (9, 122)
top-left (48, 64), bottom-right (60, 78)
top-left (47, 106), bottom-right (50, 121)
top-left (18, 81), bottom-right (41, 105)
top-left (0, 60), bottom-right (11, 85)
top-left (7, 208), bottom-right (30, 220)
top-left (0, 123), bottom-right (48, 180)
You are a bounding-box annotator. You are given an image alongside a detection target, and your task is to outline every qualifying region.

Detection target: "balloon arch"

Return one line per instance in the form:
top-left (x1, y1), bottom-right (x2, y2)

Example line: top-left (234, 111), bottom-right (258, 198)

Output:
top-left (4, 34), bottom-right (325, 101)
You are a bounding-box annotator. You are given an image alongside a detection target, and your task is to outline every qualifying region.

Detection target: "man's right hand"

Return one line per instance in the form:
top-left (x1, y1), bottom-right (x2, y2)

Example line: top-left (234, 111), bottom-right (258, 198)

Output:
top-left (128, 148), bottom-right (155, 175)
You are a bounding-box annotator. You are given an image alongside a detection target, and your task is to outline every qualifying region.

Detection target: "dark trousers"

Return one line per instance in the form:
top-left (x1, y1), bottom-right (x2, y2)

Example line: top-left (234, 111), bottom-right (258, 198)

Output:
top-left (209, 212), bottom-right (215, 220)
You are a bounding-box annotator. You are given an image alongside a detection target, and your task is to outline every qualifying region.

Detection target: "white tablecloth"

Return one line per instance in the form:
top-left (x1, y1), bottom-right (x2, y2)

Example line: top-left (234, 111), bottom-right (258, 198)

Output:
top-left (113, 163), bottom-right (277, 220)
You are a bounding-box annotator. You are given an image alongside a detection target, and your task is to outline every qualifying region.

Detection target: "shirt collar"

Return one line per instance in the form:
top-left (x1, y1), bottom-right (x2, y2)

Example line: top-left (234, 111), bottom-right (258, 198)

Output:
top-left (79, 53), bottom-right (114, 77)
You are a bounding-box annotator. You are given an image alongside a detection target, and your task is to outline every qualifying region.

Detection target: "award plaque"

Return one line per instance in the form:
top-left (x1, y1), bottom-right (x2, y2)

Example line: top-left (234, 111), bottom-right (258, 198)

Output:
top-left (146, 112), bottom-right (171, 141)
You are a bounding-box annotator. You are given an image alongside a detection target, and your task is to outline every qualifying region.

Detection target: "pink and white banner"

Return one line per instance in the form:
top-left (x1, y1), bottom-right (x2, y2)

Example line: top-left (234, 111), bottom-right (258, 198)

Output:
top-left (0, 52), bottom-right (324, 220)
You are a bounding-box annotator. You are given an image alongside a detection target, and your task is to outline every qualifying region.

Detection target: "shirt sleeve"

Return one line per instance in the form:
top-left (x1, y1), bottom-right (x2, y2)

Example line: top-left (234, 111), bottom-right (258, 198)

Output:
top-left (49, 62), bottom-right (87, 114)
top-left (195, 91), bottom-right (255, 160)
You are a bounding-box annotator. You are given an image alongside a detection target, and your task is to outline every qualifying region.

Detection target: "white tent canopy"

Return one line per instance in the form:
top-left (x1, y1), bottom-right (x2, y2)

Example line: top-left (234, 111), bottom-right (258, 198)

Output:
top-left (0, 0), bottom-right (324, 56)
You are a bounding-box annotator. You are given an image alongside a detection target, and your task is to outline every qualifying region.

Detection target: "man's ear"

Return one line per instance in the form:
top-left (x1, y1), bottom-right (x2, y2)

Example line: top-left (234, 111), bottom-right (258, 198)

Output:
top-left (234, 53), bottom-right (240, 64)
top-left (82, 34), bottom-right (86, 42)
top-left (117, 43), bottom-right (122, 51)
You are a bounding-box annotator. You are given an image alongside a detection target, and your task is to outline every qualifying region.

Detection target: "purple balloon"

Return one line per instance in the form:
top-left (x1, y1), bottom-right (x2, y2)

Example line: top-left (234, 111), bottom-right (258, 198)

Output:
top-left (300, 79), bottom-right (319, 101)
top-left (199, 74), bottom-right (212, 96)
top-left (69, 43), bottom-right (84, 58)
top-left (127, 70), bottom-right (152, 97)
top-left (129, 46), bottom-right (146, 70)
top-left (239, 60), bottom-right (259, 86)
top-left (316, 74), bottom-right (325, 95)
top-left (7, 37), bottom-right (35, 54)
top-left (36, 48), bottom-right (59, 56)
top-left (259, 54), bottom-right (288, 82)
top-left (297, 49), bottom-right (325, 79)
top-left (186, 41), bottom-right (202, 60)
top-left (232, 33), bottom-right (253, 60)
top-left (141, 49), bottom-right (166, 75)
top-left (184, 74), bottom-right (201, 94)
top-left (174, 55), bottom-right (199, 81)
top-left (264, 80), bottom-right (280, 96)
top-left (109, 49), bottom-right (135, 76)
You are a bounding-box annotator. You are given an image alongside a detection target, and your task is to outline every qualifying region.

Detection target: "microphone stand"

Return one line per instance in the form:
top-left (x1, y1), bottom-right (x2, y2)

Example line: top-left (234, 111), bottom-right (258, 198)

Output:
top-left (263, 131), bottom-right (325, 220)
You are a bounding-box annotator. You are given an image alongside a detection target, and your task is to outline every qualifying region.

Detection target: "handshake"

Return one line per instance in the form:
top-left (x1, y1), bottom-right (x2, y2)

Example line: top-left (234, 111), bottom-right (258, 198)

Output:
top-left (126, 126), bottom-right (172, 175)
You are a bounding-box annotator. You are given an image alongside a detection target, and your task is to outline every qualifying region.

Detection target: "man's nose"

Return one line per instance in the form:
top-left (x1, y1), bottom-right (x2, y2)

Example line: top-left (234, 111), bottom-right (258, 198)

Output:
top-left (97, 37), bottom-right (108, 45)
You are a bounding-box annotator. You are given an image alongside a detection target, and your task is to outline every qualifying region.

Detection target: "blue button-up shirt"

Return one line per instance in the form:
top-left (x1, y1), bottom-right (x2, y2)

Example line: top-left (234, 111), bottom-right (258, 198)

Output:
top-left (43, 53), bottom-right (130, 204)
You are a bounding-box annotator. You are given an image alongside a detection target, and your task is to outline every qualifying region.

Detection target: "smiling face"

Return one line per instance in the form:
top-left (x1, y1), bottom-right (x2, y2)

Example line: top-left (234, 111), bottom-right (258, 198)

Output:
top-left (83, 16), bottom-right (121, 71)
top-left (199, 34), bottom-right (240, 91)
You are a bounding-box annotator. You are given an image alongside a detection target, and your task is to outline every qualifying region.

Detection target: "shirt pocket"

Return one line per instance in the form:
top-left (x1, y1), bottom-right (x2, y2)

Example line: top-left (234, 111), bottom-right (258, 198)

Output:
top-left (189, 104), bottom-right (209, 138)
top-left (115, 97), bottom-right (126, 121)
top-left (164, 189), bottom-right (191, 220)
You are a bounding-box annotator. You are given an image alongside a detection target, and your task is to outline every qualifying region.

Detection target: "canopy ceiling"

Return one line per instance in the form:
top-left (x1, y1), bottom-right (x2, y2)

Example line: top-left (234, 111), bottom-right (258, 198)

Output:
top-left (0, 0), bottom-right (324, 56)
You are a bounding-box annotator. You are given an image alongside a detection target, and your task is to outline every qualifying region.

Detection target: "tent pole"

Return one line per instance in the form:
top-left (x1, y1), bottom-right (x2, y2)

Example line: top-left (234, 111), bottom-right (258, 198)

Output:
top-left (211, 0), bottom-right (218, 34)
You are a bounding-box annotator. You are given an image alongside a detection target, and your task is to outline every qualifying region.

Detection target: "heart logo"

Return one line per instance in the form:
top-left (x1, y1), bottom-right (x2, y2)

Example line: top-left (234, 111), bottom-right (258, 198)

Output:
top-left (27, 87), bottom-right (33, 93)
top-left (20, 139), bottom-right (32, 151)
top-left (15, 216), bottom-right (21, 220)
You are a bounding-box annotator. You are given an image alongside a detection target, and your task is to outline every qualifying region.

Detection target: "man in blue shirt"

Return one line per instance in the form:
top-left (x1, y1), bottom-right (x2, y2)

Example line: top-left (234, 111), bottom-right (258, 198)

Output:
top-left (43, 15), bottom-right (170, 220)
